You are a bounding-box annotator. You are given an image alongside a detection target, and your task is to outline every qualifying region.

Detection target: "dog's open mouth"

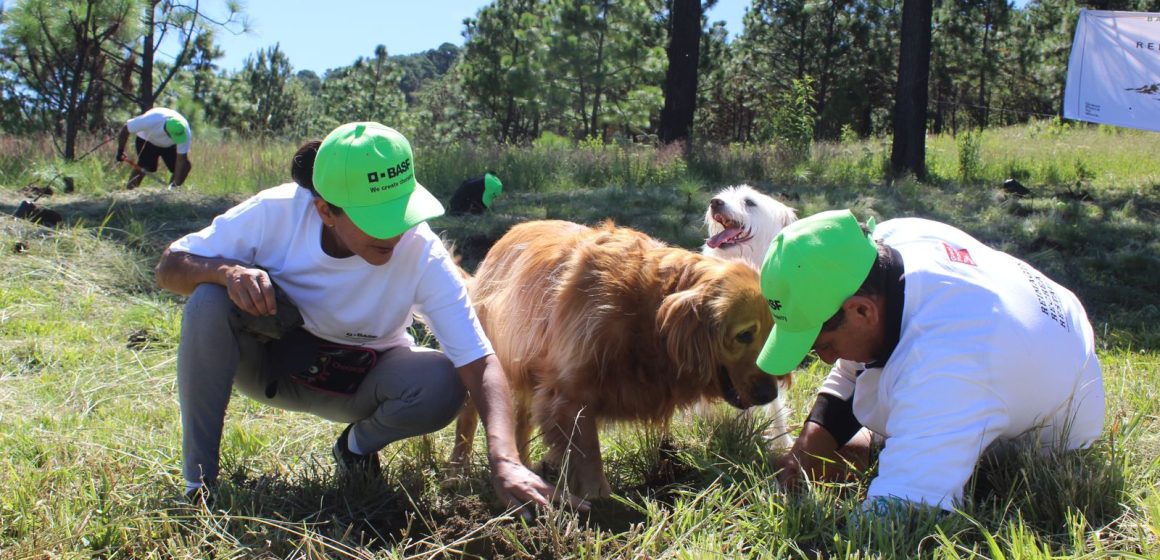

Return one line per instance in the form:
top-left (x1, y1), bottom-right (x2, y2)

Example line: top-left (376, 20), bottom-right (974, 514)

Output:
top-left (706, 214), bottom-right (753, 249)
top-left (717, 366), bottom-right (748, 409)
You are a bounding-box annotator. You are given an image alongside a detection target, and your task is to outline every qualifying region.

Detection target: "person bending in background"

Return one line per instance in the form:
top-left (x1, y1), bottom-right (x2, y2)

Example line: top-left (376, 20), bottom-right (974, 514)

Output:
top-left (115, 107), bottom-right (192, 189)
top-left (155, 121), bottom-right (586, 515)
top-left (448, 172), bottom-right (503, 215)
top-left (757, 209), bottom-right (1105, 516)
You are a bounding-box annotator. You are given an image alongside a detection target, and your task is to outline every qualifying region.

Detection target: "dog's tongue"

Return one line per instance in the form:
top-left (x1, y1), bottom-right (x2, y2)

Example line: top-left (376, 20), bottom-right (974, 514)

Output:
top-left (707, 227), bottom-right (743, 249)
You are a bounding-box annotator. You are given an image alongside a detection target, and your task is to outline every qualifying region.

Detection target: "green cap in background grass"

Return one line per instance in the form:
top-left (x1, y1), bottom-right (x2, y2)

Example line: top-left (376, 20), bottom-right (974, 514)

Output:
top-left (482, 172), bottom-right (503, 207)
top-left (164, 118), bottom-right (188, 144)
top-left (312, 122), bottom-right (445, 239)
top-left (756, 209), bottom-right (878, 375)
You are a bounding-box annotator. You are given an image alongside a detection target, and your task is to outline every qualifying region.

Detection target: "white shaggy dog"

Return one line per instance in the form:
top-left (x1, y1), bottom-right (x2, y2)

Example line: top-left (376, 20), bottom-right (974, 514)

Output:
top-left (703, 185), bottom-right (798, 451)
top-left (703, 184), bottom-right (798, 270)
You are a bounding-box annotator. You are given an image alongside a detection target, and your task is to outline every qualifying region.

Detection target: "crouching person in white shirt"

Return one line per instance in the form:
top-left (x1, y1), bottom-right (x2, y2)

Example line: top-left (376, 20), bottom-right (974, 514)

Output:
top-left (756, 209), bottom-right (1105, 517)
top-left (155, 121), bottom-right (588, 517)
top-left (115, 107), bottom-right (192, 189)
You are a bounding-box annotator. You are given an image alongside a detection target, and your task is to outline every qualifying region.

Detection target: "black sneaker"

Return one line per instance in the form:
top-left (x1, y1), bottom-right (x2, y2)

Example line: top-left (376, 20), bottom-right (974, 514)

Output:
top-left (333, 424), bottom-right (382, 480)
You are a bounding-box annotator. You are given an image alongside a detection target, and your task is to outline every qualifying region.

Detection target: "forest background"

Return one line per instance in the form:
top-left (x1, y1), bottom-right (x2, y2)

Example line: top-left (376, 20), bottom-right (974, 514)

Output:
top-left (0, 0), bottom-right (1131, 163)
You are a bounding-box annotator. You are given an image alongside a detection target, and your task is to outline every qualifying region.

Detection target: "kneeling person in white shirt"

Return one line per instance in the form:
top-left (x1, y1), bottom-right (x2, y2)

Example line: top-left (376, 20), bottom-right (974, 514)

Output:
top-left (757, 209), bottom-right (1105, 515)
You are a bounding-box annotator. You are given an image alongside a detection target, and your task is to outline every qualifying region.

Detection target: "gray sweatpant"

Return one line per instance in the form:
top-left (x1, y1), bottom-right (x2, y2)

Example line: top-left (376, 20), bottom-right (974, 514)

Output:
top-left (178, 284), bottom-right (466, 486)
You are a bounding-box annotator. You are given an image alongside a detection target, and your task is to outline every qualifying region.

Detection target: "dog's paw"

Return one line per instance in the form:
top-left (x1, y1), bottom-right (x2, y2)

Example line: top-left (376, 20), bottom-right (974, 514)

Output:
top-left (446, 445), bottom-right (475, 474)
top-left (537, 459), bottom-right (561, 482)
top-left (445, 459), bottom-right (472, 479)
top-left (569, 469), bottom-right (612, 501)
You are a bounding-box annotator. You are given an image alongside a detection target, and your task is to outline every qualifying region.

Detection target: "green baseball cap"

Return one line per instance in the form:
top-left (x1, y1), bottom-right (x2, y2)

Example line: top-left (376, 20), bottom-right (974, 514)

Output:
top-left (482, 172), bottom-right (503, 207)
top-left (312, 122), bottom-right (445, 239)
top-left (164, 118), bottom-right (188, 144)
top-left (756, 209), bottom-right (878, 375)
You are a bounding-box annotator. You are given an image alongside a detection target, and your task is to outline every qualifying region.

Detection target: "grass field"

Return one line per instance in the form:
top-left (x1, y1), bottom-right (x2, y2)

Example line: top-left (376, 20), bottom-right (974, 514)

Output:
top-left (1, 122), bottom-right (1159, 558)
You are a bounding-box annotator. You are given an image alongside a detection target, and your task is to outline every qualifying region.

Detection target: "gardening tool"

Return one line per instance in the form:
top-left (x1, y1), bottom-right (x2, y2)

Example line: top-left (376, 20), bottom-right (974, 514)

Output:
top-left (77, 133), bottom-right (118, 161)
top-left (119, 155), bottom-right (171, 188)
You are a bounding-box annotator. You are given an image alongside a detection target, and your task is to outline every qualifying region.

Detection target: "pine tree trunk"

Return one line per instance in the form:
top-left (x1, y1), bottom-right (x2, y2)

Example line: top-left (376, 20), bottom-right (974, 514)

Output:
top-left (658, 0), bottom-right (701, 145)
top-left (890, 0), bottom-right (933, 180)
top-left (139, 0), bottom-right (158, 111)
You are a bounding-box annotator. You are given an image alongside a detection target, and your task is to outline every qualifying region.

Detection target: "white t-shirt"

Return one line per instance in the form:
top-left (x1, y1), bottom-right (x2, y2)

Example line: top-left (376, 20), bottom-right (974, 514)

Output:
top-left (817, 218), bottom-right (1105, 510)
top-left (169, 183), bottom-right (492, 367)
top-left (126, 107), bottom-right (191, 154)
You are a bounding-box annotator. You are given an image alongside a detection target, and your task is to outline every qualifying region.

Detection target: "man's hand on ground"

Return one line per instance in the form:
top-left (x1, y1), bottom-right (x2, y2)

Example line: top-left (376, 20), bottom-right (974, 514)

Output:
top-left (490, 457), bottom-right (590, 521)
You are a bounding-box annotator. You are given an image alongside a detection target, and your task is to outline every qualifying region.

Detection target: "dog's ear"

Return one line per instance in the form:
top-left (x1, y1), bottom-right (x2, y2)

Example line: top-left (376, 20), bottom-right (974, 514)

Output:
top-left (779, 206), bottom-right (799, 231)
top-left (657, 287), bottom-right (717, 381)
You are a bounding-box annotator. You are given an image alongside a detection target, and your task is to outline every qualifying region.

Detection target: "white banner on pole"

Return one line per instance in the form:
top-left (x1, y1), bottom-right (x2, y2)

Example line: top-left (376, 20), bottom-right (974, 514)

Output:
top-left (1064, 9), bottom-right (1160, 132)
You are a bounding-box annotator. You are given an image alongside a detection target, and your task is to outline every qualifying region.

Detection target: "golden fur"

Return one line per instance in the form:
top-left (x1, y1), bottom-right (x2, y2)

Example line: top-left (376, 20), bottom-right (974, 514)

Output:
top-left (451, 220), bottom-right (777, 499)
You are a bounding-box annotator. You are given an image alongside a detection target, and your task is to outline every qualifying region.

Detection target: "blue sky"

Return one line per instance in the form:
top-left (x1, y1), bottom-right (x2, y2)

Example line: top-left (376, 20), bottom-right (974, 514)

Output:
top-left (209, 0), bottom-right (751, 74)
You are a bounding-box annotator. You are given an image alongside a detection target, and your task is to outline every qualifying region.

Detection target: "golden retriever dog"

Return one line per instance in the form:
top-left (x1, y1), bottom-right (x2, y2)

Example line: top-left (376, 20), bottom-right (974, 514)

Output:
top-left (703, 185), bottom-right (798, 451)
top-left (451, 220), bottom-right (777, 499)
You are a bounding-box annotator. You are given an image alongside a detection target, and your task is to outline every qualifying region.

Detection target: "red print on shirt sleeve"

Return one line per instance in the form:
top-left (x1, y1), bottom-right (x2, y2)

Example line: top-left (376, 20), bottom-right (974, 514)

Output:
top-left (943, 242), bottom-right (976, 266)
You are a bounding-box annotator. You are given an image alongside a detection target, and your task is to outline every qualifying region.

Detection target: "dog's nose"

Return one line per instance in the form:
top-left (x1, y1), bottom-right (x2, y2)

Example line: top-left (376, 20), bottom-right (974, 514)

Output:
top-left (710, 198), bottom-right (723, 210)
top-left (749, 376), bottom-right (778, 406)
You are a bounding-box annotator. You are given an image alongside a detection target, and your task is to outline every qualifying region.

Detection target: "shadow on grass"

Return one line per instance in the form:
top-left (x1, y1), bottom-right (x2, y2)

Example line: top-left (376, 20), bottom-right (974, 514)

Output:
top-left (2, 183), bottom-right (711, 270)
top-left (437, 184), bottom-right (712, 271)
top-left (156, 472), bottom-right (416, 556)
top-left (149, 422), bottom-right (783, 558)
top-left (150, 464), bottom-right (677, 557)
top-left (0, 188), bottom-right (246, 255)
top-left (3, 178), bottom-right (1157, 346)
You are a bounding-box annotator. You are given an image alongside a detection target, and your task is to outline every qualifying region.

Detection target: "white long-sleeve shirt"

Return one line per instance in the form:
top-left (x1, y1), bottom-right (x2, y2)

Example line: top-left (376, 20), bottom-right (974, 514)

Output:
top-left (818, 218), bottom-right (1104, 510)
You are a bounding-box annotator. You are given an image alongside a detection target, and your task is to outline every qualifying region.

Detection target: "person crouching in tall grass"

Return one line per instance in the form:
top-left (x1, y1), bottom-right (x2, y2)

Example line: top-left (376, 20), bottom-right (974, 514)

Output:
top-left (155, 121), bottom-right (588, 517)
